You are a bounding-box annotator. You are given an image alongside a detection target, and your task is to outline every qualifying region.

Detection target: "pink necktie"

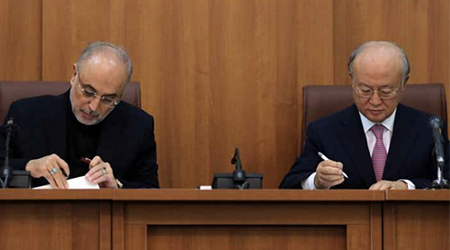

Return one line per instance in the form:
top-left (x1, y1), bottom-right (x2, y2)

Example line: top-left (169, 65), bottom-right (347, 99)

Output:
top-left (371, 124), bottom-right (387, 182)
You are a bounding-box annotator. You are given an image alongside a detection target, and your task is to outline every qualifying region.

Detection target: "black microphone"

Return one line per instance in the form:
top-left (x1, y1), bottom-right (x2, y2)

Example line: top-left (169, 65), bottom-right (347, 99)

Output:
top-left (429, 116), bottom-right (449, 189)
top-left (231, 148), bottom-right (246, 182)
top-left (1, 117), bottom-right (15, 188)
top-left (429, 116), bottom-right (445, 166)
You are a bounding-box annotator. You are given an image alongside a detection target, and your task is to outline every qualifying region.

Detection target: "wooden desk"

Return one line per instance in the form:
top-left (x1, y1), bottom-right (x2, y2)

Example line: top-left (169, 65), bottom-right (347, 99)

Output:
top-left (384, 190), bottom-right (450, 250)
top-left (0, 190), bottom-right (112, 250)
top-left (2, 189), bottom-right (448, 250)
top-left (112, 190), bottom-right (384, 250)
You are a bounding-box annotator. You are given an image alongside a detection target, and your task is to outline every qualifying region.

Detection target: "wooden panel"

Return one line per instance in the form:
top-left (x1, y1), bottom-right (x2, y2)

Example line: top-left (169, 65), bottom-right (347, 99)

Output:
top-left (333, 0), bottom-right (449, 86)
top-left (42, 0), bottom-right (129, 80)
top-left (0, 189), bottom-right (112, 200)
top-left (112, 189), bottom-right (385, 201)
top-left (113, 202), bottom-right (125, 250)
top-left (386, 190), bottom-right (450, 201)
top-left (124, 202), bottom-right (372, 225)
top-left (347, 225), bottom-right (370, 250)
top-left (40, 0), bottom-right (449, 189)
top-left (384, 201), bottom-right (450, 250)
top-left (124, 224), bottom-right (147, 250)
top-left (114, 191), bottom-right (382, 250)
top-left (100, 202), bottom-right (112, 250)
top-left (0, 0), bottom-right (42, 80)
top-left (296, 0), bottom-right (334, 152)
top-left (0, 189), bottom-right (385, 250)
top-left (146, 226), bottom-right (346, 250)
top-left (370, 203), bottom-right (383, 250)
top-left (42, 0), bottom-right (299, 189)
top-left (0, 201), bottom-right (108, 250)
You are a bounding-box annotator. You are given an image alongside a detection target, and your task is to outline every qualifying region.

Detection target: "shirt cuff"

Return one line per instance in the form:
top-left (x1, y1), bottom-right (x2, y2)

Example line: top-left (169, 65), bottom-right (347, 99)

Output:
top-left (301, 172), bottom-right (317, 190)
top-left (399, 179), bottom-right (416, 190)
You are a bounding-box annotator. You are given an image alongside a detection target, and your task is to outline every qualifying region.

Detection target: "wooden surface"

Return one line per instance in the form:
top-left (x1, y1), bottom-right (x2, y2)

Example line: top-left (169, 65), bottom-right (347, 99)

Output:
top-left (386, 189), bottom-right (450, 201)
top-left (0, 189), bottom-right (112, 200)
top-left (146, 226), bottom-right (346, 250)
top-left (0, 0), bottom-right (449, 188)
top-left (0, 190), bottom-right (113, 250)
top-left (113, 189), bottom-right (383, 250)
top-left (0, 199), bottom-right (111, 250)
top-left (112, 189), bottom-right (385, 201)
top-left (0, 0), bottom-right (41, 80)
top-left (384, 190), bottom-right (450, 250)
top-left (0, 189), bottom-right (449, 250)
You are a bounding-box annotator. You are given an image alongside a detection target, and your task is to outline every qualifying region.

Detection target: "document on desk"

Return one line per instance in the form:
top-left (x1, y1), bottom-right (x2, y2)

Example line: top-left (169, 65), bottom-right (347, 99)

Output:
top-left (33, 176), bottom-right (100, 189)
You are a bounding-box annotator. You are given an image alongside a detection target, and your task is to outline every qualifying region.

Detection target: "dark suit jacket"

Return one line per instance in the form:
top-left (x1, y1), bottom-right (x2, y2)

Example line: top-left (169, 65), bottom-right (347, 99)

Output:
top-left (279, 104), bottom-right (449, 189)
top-left (0, 91), bottom-right (159, 188)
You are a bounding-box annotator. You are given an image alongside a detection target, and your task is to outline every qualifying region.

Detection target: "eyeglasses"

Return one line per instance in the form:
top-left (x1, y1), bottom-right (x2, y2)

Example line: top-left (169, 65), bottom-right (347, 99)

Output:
top-left (77, 71), bottom-right (121, 108)
top-left (354, 86), bottom-right (401, 100)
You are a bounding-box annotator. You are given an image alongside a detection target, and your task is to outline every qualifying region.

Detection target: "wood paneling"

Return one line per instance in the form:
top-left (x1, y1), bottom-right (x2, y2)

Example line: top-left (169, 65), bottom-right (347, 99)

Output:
top-left (333, 0), bottom-right (449, 86)
top-left (0, 200), bottom-right (110, 250)
top-left (112, 189), bottom-right (385, 201)
top-left (0, 0), bottom-right (448, 188)
top-left (384, 202), bottom-right (450, 250)
top-left (147, 226), bottom-right (346, 250)
top-left (42, 0), bottom-right (301, 188)
top-left (42, 0), bottom-right (129, 80)
top-left (116, 190), bottom-right (382, 250)
top-left (0, 0), bottom-right (41, 80)
top-left (384, 190), bottom-right (450, 250)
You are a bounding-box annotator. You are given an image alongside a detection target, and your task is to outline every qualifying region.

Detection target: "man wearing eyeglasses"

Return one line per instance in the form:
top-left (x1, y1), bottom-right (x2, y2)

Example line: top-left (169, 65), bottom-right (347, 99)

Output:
top-left (280, 41), bottom-right (448, 190)
top-left (1, 42), bottom-right (159, 189)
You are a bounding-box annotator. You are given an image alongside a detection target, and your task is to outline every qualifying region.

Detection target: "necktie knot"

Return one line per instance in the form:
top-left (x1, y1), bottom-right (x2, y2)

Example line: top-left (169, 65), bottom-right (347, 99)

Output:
top-left (371, 124), bottom-right (385, 139)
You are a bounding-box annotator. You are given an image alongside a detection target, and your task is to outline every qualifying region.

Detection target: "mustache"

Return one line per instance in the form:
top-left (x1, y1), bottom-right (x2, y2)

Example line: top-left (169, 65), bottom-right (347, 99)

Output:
top-left (81, 109), bottom-right (100, 117)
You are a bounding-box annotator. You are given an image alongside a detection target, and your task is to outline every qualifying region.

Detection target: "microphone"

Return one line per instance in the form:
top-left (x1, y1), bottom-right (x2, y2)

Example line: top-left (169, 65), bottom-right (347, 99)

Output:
top-left (1, 117), bottom-right (15, 188)
top-left (231, 148), bottom-right (246, 183)
top-left (212, 148), bottom-right (263, 189)
top-left (429, 116), bottom-right (445, 165)
top-left (429, 116), bottom-right (449, 189)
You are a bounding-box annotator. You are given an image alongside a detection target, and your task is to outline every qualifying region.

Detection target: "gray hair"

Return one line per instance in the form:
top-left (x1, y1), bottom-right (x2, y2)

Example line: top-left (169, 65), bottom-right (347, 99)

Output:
top-left (348, 41), bottom-right (410, 86)
top-left (76, 41), bottom-right (133, 84)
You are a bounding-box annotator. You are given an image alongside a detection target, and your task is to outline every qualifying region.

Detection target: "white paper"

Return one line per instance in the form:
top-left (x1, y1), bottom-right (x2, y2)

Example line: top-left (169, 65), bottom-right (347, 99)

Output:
top-left (198, 185), bottom-right (212, 190)
top-left (33, 176), bottom-right (100, 189)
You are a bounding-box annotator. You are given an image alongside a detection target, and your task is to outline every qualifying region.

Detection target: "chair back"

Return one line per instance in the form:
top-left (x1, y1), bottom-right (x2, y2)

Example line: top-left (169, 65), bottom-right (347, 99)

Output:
top-left (302, 83), bottom-right (448, 146)
top-left (0, 81), bottom-right (141, 123)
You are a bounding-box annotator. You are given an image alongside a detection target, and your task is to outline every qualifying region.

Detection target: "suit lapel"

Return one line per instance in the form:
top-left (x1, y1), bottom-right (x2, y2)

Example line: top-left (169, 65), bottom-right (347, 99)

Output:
top-left (44, 92), bottom-right (69, 159)
top-left (337, 105), bottom-right (377, 187)
top-left (383, 104), bottom-right (416, 179)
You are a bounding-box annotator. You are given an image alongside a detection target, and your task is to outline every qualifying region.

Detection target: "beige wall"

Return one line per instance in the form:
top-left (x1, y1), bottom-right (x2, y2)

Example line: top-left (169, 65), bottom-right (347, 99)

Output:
top-left (0, 0), bottom-right (448, 188)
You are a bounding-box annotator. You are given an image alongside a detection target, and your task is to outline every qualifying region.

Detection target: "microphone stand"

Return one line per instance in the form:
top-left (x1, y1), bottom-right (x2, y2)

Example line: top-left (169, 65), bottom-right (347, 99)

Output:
top-left (430, 138), bottom-right (449, 189)
top-left (429, 117), bottom-right (449, 189)
top-left (0, 118), bottom-right (31, 188)
top-left (231, 148), bottom-right (248, 189)
top-left (431, 162), bottom-right (449, 189)
top-left (1, 118), bottom-right (15, 188)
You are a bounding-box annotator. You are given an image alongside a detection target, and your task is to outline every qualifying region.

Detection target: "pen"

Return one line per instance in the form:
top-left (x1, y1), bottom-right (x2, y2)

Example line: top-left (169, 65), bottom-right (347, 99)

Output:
top-left (317, 152), bottom-right (349, 178)
top-left (81, 157), bottom-right (92, 164)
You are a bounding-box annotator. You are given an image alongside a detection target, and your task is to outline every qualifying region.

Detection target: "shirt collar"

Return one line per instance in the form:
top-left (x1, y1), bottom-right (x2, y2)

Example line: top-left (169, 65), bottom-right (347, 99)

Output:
top-left (359, 108), bottom-right (397, 133)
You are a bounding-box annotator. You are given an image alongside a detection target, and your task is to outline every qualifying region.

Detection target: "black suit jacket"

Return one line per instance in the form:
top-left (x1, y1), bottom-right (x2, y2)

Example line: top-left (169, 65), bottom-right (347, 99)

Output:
top-left (0, 91), bottom-right (159, 188)
top-left (279, 104), bottom-right (449, 189)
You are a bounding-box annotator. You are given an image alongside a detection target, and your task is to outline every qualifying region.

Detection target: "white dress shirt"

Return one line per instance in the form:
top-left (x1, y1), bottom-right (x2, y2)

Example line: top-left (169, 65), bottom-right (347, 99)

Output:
top-left (301, 108), bottom-right (415, 190)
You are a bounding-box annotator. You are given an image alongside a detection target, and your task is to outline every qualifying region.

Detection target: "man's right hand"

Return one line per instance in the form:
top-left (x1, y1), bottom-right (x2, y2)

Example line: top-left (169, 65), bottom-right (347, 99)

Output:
top-left (25, 154), bottom-right (70, 189)
top-left (314, 160), bottom-right (345, 189)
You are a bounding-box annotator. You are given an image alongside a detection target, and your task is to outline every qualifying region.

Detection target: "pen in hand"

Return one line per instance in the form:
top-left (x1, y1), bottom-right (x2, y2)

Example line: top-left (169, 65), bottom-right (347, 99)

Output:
top-left (81, 157), bottom-right (92, 164)
top-left (318, 152), bottom-right (349, 178)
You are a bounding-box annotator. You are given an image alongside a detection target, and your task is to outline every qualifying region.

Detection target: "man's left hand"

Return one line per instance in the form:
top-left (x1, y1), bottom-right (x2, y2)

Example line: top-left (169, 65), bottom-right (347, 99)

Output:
top-left (85, 156), bottom-right (118, 189)
top-left (369, 180), bottom-right (408, 190)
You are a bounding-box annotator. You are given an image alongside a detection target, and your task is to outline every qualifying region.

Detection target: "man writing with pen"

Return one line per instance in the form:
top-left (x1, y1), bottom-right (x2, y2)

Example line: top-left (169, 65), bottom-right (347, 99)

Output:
top-left (279, 41), bottom-right (448, 190)
top-left (0, 42), bottom-right (159, 189)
